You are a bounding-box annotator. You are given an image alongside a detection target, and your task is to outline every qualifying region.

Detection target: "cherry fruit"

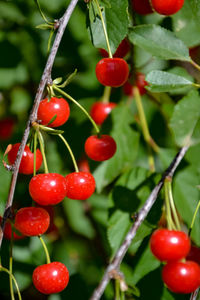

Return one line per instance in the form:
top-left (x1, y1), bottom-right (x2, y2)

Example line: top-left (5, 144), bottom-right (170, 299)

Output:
top-left (162, 261), bottom-right (200, 294)
top-left (90, 102), bottom-right (116, 125)
top-left (7, 143), bottom-right (43, 175)
top-left (78, 157), bottom-right (90, 173)
top-left (99, 39), bottom-right (130, 58)
top-left (123, 72), bottom-right (148, 96)
top-left (37, 97), bottom-right (70, 128)
top-left (187, 245), bottom-right (200, 265)
top-left (0, 118), bottom-right (15, 140)
top-left (65, 171), bottom-right (96, 200)
top-left (32, 262), bottom-right (69, 294)
top-left (85, 135), bottom-right (117, 161)
top-left (150, 229), bottom-right (191, 261)
top-left (29, 173), bottom-right (66, 205)
top-left (15, 207), bottom-right (50, 236)
top-left (96, 58), bottom-right (129, 87)
top-left (0, 216), bottom-right (24, 240)
top-left (150, 0), bottom-right (184, 15)
top-left (132, 0), bottom-right (153, 15)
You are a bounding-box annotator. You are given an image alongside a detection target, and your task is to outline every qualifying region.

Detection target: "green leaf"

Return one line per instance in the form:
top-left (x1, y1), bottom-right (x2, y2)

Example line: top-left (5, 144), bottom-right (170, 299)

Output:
top-left (128, 25), bottom-right (190, 62)
top-left (88, 0), bottom-right (129, 53)
top-left (169, 90), bottom-right (200, 146)
top-left (36, 23), bottom-right (53, 30)
top-left (39, 125), bottom-right (64, 135)
top-left (94, 105), bottom-right (139, 192)
top-left (146, 70), bottom-right (194, 92)
top-left (174, 166), bottom-right (200, 246)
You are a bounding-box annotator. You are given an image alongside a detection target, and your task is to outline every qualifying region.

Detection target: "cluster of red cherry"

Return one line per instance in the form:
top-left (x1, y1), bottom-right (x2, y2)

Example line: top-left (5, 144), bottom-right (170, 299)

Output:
top-left (150, 228), bottom-right (200, 293)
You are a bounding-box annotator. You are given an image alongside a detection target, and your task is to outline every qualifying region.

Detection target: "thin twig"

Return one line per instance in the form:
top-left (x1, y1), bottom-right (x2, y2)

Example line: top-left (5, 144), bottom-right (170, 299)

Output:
top-left (190, 289), bottom-right (199, 300)
top-left (0, 0), bottom-right (79, 249)
top-left (90, 145), bottom-right (189, 300)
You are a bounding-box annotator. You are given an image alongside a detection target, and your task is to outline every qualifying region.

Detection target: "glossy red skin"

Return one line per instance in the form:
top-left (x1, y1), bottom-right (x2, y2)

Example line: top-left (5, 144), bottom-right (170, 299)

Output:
top-left (150, 229), bottom-right (191, 261)
top-left (96, 58), bottom-right (129, 87)
top-left (65, 172), bottom-right (96, 200)
top-left (32, 262), bottom-right (69, 294)
top-left (29, 173), bottom-right (66, 205)
top-left (85, 135), bottom-right (117, 161)
top-left (90, 102), bottom-right (116, 125)
top-left (99, 39), bottom-right (130, 58)
top-left (132, 0), bottom-right (153, 15)
top-left (78, 158), bottom-right (90, 173)
top-left (151, 0), bottom-right (184, 15)
top-left (0, 216), bottom-right (24, 240)
top-left (0, 118), bottom-right (15, 140)
top-left (187, 245), bottom-right (200, 265)
top-left (8, 143), bottom-right (43, 175)
top-left (123, 73), bottom-right (148, 96)
top-left (37, 97), bottom-right (70, 128)
top-left (162, 261), bottom-right (200, 294)
top-left (15, 207), bottom-right (50, 236)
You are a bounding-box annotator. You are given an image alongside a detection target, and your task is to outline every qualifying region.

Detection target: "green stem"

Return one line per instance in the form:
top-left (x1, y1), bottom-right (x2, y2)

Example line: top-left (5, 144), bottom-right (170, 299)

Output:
top-left (39, 236), bottom-right (51, 264)
top-left (94, 0), bottom-right (112, 58)
top-left (58, 134), bottom-right (79, 172)
top-left (34, 0), bottom-right (53, 25)
top-left (9, 227), bottom-right (15, 300)
top-left (33, 131), bottom-right (38, 177)
top-left (53, 85), bottom-right (100, 134)
top-left (115, 280), bottom-right (120, 300)
top-left (165, 179), bottom-right (181, 231)
top-left (190, 59), bottom-right (200, 72)
top-left (102, 86), bottom-right (111, 103)
top-left (0, 267), bottom-right (22, 300)
top-left (38, 131), bottom-right (49, 174)
top-left (164, 179), bottom-right (176, 230)
top-left (189, 199), bottom-right (200, 236)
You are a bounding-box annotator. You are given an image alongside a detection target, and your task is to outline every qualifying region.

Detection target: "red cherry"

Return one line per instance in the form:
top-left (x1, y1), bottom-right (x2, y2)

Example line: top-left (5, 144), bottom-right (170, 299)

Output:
top-left (132, 0), bottom-right (153, 15)
top-left (99, 39), bottom-right (130, 58)
top-left (187, 245), bottom-right (200, 265)
top-left (7, 143), bottom-right (43, 175)
top-left (37, 97), bottom-right (70, 128)
top-left (162, 261), bottom-right (200, 294)
top-left (85, 135), bottom-right (117, 161)
top-left (150, 0), bottom-right (184, 15)
top-left (32, 262), bottom-right (69, 294)
top-left (78, 157), bottom-right (90, 173)
top-left (90, 102), bottom-right (116, 125)
top-left (65, 172), bottom-right (96, 200)
top-left (29, 173), bottom-right (66, 205)
top-left (0, 118), bottom-right (15, 140)
top-left (96, 58), bottom-right (129, 87)
top-left (15, 207), bottom-right (50, 236)
top-left (123, 72), bottom-right (148, 96)
top-left (150, 229), bottom-right (191, 261)
top-left (0, 216), bottom-right (24, 240)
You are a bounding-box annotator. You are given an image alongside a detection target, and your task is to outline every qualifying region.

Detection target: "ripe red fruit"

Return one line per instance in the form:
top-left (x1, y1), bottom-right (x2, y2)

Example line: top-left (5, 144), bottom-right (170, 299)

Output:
top-left (85, 135), bottom-right (117, 161)
top-left (29, 173), bottom-right (66, 205)
top-left (186, 245), bottom-right (200, 265)
top-left (162, 261), bottom-right (200, 294)
top-left (132, 0), bottom-right (153, 15)
top-left (78, 157), bottom-right (90, 173)
top-left (7, 143), bottom-right (43, 175)
top-left (99, 39), bottom-right (130, 58)
top-left (65, 172), bottom-right (96, 200)
top-left (123, 73), bottom-right (148, 96)
top-left (0, 216), bottom-right (24, 240)
top-left (37, 97), bottom-right (70, 128)
top-left (32, 262), bottom-right (69, 294)
top-left (150, 0), bottom-right (184, 15)
top-left (90, 102), bottom-right (116, 125)
top-left (15, 207), bottom-right (50, 236)
top-left (150, 229), bottom-right (191, 261)
top-left (96, 58), bottom-right (129, 87)
top-left (0, 118), bottom-right (15, 140)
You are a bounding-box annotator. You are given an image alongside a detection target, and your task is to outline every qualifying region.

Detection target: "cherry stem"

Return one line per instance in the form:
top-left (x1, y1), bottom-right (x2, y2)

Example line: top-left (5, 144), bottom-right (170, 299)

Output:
top-left (39, 236), bottom-right (51, 264)
top-left (115, 280), bottom-right (120, 300)
top-left (38, 131), bottom-right (49, 174)
top-left (34, 0), bottom-right (53, 25)
top-left (9, 226), bottom-right (14, 300)
top-left (101, 86), bottom-right (111, 103)
top-left (33, 131), bottom-right (38, 177)
top-left (190, 59), bottom-right (200, 72)
top-left (165, 178), bottom-right (181, 231)
top-left (94, 0), bottom-right (112, 58)
top-left (53, 85), bottom-right (100, 134)
top-left (189, 199), bottom-right (200, 237)
top-left (58, 134), bottom-right (79, 172)
top-left (164, 179), bottom-right (177, 230)
top-left (0, 266), bottom-right (22, 300)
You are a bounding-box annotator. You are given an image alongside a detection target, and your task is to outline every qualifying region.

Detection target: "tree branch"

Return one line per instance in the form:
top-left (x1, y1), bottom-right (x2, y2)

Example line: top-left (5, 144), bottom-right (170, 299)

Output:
top-left (0, 0), bottom-right (79, 249)
top-left (190, 289), bottom-right (199, 300)
top-left (90, 145), bottom-right (189, 300)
